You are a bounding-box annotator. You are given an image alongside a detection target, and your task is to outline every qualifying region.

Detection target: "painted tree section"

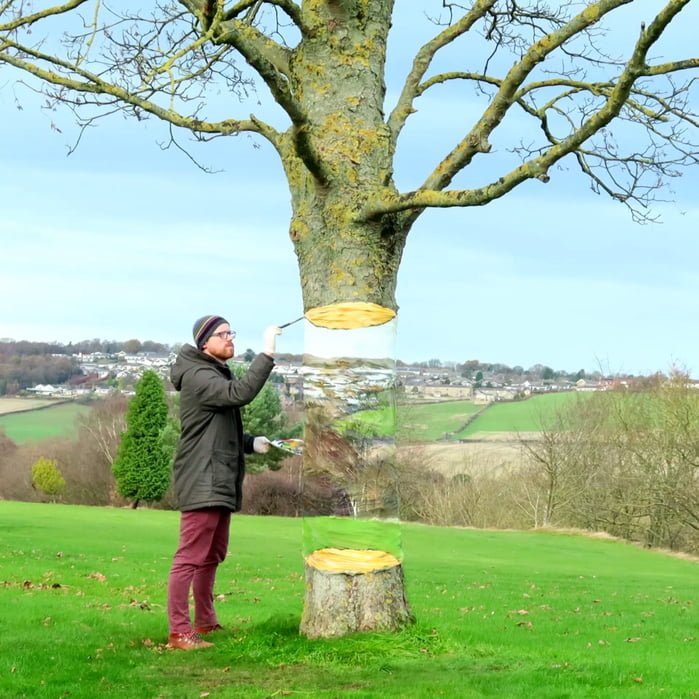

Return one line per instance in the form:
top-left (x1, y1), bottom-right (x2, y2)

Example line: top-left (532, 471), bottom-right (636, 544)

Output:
top-left (299, 306), bottom-right (410, 635)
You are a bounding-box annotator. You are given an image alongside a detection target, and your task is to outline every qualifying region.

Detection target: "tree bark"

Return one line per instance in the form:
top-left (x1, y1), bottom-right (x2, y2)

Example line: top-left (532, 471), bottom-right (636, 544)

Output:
top-left (299, 548), bottom-right (413, 639)
top-left (275, 0), bottom-right (409, 313)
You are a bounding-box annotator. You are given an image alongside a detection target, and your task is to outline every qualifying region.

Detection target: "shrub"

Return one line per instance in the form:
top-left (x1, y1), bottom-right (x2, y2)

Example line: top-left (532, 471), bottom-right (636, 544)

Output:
top-left (31, 457), bottom-right (66, 501)
top-left (242, 461), bottom-right (303, 516)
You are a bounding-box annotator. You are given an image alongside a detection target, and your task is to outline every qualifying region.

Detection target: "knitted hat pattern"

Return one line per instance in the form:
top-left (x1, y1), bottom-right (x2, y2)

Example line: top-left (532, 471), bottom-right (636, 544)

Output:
top-left (192, 315), bottom-right (228, 349)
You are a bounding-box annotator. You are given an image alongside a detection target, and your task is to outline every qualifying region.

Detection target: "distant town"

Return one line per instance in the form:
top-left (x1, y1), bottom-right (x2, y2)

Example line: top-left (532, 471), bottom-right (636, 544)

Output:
top-left (18, 346), bottom-right (649, 406)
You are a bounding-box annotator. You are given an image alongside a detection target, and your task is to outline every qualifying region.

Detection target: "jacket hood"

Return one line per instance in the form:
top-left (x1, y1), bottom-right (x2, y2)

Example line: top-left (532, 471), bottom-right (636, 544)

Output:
top-left (170, 343), bottom-right (223, 391)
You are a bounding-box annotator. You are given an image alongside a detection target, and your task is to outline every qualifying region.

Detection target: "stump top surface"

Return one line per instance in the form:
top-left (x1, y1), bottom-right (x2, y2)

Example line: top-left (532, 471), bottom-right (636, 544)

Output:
top-left (305, 303), bottom-right (396, 329)
top-left (305, 547), bottom-right (400, 574)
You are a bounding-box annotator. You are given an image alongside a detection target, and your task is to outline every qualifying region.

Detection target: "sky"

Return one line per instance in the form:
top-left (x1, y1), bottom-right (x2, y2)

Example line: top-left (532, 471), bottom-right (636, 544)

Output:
top-left (1, 2), bottom-right (698, 376)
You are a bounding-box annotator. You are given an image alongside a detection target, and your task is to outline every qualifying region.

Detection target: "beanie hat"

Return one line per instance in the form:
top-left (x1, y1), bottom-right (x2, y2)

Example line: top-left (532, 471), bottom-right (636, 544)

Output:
top-left (193, 315), bottom-right (228, 349)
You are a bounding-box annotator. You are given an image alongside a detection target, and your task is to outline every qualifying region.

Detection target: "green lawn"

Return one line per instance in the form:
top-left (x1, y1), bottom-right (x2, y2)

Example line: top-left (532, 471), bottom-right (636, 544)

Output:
top-left (0, 402), bottom-right (91, 443)
top-left (1, 501), bottom-right (698, 698)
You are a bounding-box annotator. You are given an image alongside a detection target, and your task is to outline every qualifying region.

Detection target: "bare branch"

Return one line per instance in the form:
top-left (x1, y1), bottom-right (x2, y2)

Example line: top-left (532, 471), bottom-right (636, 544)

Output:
top-left (387, 0), bottom-right (496, 150)
top-left (422, 0), bottom-right (634, 192)
top-left (222, 0), bottom-right (305, 30)
top-left (0, 0), bottom-right (88, 32)
top-left (0, 38), bottom-right (278, 142)
top-left (212, 18), bottom-right (298, 115)
top-left (361, 0), bottom-right (697, 223)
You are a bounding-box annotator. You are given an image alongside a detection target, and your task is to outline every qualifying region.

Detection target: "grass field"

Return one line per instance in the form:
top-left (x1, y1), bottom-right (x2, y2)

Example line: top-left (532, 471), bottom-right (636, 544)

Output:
top-left (0, 392), bottom-right (579, 448)
top-left (1, 501), bottom-right (698, 698)
top-left (0, 402), bottom-right (91, 444)
top-left (463, 391), bottom-right (582, 437)
top-left (346, 399), bottom-right (482, 442)
top-left (349, 392), bottom-right (579, 444)
top-left (0, 398), bottom-right (62, 416)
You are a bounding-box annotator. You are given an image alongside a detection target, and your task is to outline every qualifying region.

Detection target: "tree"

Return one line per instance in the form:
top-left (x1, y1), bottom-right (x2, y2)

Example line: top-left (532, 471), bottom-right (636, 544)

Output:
top-left (31, 457), bottom-right (66, 502)
top-left (75, 394), bottom-right (129, 504)
top-left (521, 371), bottom-right (699, 552)
top-left (112, 369), bottom-right (170, 508)
top-left (123, 339), bottom-right (143, 355)
top-left (541, 366), bottom-right (555, 381)
top-left (2, 0), bottom-right (697, 636)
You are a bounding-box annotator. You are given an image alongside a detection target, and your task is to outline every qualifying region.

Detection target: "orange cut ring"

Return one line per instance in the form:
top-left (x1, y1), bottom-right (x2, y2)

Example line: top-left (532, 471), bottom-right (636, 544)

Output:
top-left (305, 302), bottom-right (396, 330)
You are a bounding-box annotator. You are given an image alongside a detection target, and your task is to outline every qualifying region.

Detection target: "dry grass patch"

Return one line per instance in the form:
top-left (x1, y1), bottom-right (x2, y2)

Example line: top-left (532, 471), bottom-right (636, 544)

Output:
top-left (0, 398), bottom-right (60, 415)
top-left (400, 436), bottom-right (539, 478)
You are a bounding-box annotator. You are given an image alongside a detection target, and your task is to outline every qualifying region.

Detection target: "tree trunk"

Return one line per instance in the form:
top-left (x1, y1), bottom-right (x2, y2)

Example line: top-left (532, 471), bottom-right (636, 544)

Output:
top-left (274, 1), bottom-right (413, 638)
top-left (277, 0), bottom-right (409, 313)
top-left (300, 548), bottom-right (413, 639)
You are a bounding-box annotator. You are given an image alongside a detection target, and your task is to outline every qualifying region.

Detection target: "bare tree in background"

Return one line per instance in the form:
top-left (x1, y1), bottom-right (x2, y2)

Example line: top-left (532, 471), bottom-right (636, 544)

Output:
top-left (521, 371), bottom-right (699, 551)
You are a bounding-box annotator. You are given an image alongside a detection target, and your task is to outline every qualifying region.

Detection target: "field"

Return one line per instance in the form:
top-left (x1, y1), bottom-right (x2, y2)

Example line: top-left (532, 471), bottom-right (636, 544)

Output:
top-left (0, 392), bottom-right (576, 480)
top-left (0, 392), bottom-right (578, 448)
top-left (347, 399), bottom-right (482, 442)
top-left (1, 501), bottom-right (698, 698)
top-left (0, 397), bottom-right (61, 415)
top-left (0, 401), bottom-right (91, 444)
top-left (347, 392), bottom-right (581, 445)
top-left (462, 391), bottom-right (582, 437)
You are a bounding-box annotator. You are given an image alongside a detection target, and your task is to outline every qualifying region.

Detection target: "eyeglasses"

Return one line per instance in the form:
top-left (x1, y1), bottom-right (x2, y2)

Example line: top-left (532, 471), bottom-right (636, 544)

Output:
top-left (210, 330), bottom-right (236, 340)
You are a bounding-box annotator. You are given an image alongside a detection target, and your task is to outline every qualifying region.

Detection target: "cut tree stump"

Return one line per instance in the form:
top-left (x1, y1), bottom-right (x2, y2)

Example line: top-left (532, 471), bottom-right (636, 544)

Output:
top-left (299, 547), bottom-right (414, 638)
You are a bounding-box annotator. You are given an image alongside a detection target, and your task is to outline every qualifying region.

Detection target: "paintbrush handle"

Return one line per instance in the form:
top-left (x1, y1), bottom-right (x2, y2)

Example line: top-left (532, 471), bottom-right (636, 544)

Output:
top-left (279, 315), bottom-right (304, 329)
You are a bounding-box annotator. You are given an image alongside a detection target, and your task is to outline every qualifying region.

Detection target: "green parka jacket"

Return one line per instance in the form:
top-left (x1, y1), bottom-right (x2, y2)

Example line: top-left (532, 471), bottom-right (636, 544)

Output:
top-left (170, 344), bottom-right (274, 512)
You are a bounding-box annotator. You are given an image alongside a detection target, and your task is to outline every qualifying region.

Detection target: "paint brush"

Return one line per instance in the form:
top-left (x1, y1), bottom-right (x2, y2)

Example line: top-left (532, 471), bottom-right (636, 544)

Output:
top-left (279, 315), bottom-right (304, 329)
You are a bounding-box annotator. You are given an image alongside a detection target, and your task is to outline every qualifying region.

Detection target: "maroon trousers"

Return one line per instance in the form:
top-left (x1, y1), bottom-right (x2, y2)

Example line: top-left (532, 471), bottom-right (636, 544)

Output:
top-left (167, 508), bottom-right (231, 634)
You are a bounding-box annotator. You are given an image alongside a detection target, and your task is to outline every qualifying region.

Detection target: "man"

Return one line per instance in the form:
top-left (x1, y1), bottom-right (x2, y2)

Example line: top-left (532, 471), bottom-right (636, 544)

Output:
top-left (166, 314), bottom-right (281, 650)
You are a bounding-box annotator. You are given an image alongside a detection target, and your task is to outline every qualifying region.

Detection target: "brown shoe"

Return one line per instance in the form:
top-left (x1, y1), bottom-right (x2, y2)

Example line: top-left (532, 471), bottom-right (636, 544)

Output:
top-left (167, 632), bottom-right (214, 650)
top-left (194, 623), bottom-right (224, 635)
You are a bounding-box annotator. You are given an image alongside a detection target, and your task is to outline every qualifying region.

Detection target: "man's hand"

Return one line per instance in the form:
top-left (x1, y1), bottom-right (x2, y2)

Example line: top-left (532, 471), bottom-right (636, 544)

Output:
top-left (253, 436), bottom-right (272, 454)
top-left (263, 326), bottom-right (282, 356)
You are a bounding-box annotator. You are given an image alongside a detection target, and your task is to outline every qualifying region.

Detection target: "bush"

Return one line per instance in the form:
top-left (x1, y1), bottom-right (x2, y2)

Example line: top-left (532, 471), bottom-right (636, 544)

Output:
top-left (241, 460), bottom-right (303, 516)
top-left (31, 457), bottom-right (66, 501)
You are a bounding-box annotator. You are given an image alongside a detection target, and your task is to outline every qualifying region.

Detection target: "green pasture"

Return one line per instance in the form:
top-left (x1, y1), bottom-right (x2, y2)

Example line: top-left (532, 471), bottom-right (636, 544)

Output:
top-left (463, 391), bottom-right (583, 436)
top-left (347, 392), bottom-right (580, 443)
top-left (0, 402), bottom-right (91, 444)
top-left (1, 501), bottom-right (698, 698)
top-left (345, 400), bottom-right (481, 442)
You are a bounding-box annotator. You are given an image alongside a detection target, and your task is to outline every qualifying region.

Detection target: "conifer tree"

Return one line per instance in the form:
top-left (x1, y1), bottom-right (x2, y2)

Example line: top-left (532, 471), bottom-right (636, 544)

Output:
top-left (112, 369), bottom-right (170, 508)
